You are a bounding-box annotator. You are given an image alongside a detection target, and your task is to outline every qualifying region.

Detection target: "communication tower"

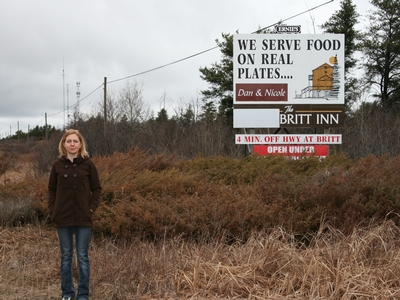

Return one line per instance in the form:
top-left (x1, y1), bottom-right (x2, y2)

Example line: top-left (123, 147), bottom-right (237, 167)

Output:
top-left (76, 82), bottom-right (81, 115)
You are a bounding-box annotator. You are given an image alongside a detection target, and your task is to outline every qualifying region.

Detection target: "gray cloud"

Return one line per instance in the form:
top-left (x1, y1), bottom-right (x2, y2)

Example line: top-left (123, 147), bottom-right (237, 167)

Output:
top-left (0, 0), bottom-right (370, 137)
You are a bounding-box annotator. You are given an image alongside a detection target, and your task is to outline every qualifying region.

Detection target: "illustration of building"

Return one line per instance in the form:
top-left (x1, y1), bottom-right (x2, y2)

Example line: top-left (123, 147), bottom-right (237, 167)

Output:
top-left (295, 56), bottom-right (340, 100)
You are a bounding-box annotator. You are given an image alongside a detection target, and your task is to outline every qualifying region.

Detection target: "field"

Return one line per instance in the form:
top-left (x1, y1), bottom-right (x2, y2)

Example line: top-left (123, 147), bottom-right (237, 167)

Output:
top-left (1, 143), bottom-right (400, 299)
top-left (2, 221), bottom-right (400, 299)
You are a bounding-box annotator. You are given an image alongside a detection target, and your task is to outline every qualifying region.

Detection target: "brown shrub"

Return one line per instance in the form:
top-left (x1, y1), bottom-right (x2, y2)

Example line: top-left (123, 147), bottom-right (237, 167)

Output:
top-left (5, 147), bottom-right (400, 242)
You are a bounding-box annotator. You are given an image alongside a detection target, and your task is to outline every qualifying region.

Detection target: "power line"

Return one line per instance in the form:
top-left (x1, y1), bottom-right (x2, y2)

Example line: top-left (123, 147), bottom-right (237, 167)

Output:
top-left (108, 0), bottom-right (334, 84)
top-left (107, 46), bottom-right (219, 84)
top-left (81, 87), bottom-right (104, 115)
top-left (254, 0), bottom-right (334, 33)
top-left (48, 83), bottom-right (103, 117)
top-left (47, 0), bottom-right (334, 119)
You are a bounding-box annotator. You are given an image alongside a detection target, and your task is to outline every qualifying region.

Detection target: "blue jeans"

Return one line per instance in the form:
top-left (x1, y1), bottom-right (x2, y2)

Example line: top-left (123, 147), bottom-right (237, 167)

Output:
top-left (57, 226), bottom-right (91, 300)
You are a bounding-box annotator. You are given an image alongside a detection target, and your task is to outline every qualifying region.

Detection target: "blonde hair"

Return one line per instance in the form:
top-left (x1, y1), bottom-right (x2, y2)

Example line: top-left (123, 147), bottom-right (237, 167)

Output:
top-left (58, 129), bottom-right (89, 158)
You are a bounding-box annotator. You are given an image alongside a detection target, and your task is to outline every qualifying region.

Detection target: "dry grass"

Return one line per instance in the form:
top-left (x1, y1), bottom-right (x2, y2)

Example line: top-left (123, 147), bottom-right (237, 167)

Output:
top-left (2, 220), bottom-right (400, 299)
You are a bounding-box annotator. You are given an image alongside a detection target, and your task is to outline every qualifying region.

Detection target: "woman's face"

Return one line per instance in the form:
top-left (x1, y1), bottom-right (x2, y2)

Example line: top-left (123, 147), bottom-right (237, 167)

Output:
top-left (64, 133), bottom-right (81, 156)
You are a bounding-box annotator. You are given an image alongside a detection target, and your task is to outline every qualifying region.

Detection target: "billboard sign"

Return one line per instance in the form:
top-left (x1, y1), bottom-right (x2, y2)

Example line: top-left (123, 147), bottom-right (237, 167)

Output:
top-left (233, 34), bottom-right (345, 105)
top-left (233, 33), bottom-right (345, 129)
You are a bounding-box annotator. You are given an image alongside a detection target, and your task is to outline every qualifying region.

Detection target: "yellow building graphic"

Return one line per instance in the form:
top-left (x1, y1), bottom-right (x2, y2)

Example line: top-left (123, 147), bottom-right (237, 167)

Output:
top-left (295, 56), bottom-right (339, 100)
top-left (312, 63), bottom-right (333, 91)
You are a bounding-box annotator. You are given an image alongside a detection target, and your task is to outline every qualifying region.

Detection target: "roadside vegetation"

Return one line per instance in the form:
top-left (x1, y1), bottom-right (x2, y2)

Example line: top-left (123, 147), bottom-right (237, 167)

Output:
top-left (1, 143), bottom-right (400, 299)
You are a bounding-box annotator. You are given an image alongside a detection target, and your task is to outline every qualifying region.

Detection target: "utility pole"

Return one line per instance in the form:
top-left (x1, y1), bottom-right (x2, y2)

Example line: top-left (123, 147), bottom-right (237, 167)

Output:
top-left (104, 77), bottom-right (107, 135)
top-left (63, 66), bottom-right (65, 129)
top-left (66, 83), bottom-right (69, 126)
top-left (45, 113), bottom-right (48, 140)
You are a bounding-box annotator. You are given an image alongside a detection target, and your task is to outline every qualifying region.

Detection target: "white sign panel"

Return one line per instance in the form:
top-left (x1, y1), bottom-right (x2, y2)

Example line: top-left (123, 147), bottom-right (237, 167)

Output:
top-left (235, 134), bottom-right (342, 145)
top-left (233, 34), bottom-right (345, 105)
top-left (233, 108), bottom-right (280, 128)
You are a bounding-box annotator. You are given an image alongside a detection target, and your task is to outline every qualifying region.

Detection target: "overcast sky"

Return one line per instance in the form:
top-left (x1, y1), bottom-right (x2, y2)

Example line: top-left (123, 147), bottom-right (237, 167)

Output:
top-left (0, 0), bottom-right (372, 137)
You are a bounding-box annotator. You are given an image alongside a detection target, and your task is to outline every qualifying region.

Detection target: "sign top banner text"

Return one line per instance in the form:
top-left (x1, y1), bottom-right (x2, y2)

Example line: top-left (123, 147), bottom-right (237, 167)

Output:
top-left (233, 34), bottom-right (345, 106)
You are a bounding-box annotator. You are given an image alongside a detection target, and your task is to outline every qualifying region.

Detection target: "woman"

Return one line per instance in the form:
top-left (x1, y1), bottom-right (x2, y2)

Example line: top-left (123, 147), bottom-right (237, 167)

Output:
top-left (48, 129), bottom-right (102, 300)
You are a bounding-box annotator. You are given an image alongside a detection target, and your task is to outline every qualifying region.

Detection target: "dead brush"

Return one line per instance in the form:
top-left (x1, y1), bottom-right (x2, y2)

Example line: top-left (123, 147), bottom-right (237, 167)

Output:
top-left (2, 221), bottom-right (400, 299)
top-left (0, 196), bottom-right (35, 226)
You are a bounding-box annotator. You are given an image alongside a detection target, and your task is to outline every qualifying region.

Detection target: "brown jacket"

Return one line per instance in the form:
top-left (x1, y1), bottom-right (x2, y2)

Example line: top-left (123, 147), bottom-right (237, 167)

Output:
top-left (48, 156), bottom-right (102, 227)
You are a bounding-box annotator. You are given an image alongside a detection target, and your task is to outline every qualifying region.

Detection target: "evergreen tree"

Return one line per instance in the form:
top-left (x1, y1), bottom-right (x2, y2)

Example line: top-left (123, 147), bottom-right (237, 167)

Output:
top-left (320, 0), bottom-right (360, 111)
top-left (360, 0), bottom-right (400, 110)
top-left (199, 33), bottom-right (234, 123)
top-left (178, 105), bottom-right (195, 127)
top-left (156, 108), bottom-right (169, 123)
top-left (199, 100), bottom-right (217, 124)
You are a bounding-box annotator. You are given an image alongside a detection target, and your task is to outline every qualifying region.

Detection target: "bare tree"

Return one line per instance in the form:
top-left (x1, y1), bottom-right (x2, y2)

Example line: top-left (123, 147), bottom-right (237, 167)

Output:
top-left (117, 80), bottom-right (150, 124)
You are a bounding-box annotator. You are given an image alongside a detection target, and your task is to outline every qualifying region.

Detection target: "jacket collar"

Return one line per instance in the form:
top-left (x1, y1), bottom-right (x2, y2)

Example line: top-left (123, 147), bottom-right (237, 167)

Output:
top-left (59, 155), bottom-right (88, 164)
